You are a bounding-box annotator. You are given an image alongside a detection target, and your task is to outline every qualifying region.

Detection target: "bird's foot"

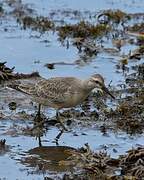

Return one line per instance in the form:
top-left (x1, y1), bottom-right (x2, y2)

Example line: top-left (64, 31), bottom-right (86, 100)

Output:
top-left (59, 121), bottom-right (68, 131)
top-left (57, 119), bottom-right (68, 131)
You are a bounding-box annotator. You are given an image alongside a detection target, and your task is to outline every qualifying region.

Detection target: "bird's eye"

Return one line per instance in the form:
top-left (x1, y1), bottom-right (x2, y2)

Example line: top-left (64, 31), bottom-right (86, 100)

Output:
top-left (95, 80), bottom-right (99, 84)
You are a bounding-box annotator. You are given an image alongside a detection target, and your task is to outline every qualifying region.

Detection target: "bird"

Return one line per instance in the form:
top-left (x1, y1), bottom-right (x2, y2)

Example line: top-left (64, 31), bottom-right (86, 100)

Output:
top-left (8, 74), bottom-right (115, 130)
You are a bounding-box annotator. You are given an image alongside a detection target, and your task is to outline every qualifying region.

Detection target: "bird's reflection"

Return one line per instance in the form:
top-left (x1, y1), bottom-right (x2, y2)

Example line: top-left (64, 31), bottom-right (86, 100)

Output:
top-left (20, 145), bottom-right (78, 175)
top-left (31, 107), bottom-right (65, 146)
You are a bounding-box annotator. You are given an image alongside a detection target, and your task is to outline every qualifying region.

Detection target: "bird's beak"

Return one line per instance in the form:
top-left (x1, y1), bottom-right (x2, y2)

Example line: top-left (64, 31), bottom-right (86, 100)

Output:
top-left (102, 85), bottom-right (115, 99)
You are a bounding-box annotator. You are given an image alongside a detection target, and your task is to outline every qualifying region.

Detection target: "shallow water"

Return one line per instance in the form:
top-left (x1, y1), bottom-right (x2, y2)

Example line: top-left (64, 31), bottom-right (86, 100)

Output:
top-left (23, 0), bottom-right (144, 14)
top-left (0, 119), bottom-right (143, 179)
top-left (0, 0), bottom-right (144, 179)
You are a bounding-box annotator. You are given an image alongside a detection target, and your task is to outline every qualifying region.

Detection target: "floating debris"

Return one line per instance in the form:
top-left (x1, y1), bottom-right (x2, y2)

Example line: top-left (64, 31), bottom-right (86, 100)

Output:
top-left (0, 61), bottom-right (15, 82)
top-left (8, 101), bottom-right (17, 111)
top-left (20, 16), bottom-right (54, 32)
top-left (57, 21), bottom-right (110, 41)
top-left (44, 63), bottom-right (55, 70)
top-left (0, 61), bottom-right (40, 83)
top-left (0, 139), bottom-right (10, 155)
top-left (44, 62), bottom-right (75, 70)
top-left (97, 10), bottom-right (130, 25)
top-left (128, 23), bottom-right (144, 33)
top-left (0, 139), bottom-right (6, 147)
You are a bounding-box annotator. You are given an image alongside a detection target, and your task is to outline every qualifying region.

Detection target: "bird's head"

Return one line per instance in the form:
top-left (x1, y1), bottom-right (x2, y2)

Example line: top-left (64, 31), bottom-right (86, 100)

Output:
top-left (88, 74), bottom-right (115, 99)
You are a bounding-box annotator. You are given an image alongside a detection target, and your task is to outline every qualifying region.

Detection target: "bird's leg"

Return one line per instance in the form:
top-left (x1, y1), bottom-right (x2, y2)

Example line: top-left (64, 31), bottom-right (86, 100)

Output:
top-left (33, 104), bottom-right (47, 143)
top-left (54, 129), bottom-right (64, 145)
top-left (56, 109), bottom-right (60, 119)
top-left (38, 135), bottom-right (42, 147)
top-left (34, 104), bottom-right (43, 123)
top-left (56, 109), bottom-right (68, 131)
top-left (37, 104), bottom-right (41, 116)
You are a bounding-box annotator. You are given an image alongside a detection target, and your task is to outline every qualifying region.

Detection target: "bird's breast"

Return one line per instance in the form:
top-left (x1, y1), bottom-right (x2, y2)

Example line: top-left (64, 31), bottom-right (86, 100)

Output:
top-left (33, 91), bottom-right (90, 109)
top-left (62, 92), bottom-right (89, 108)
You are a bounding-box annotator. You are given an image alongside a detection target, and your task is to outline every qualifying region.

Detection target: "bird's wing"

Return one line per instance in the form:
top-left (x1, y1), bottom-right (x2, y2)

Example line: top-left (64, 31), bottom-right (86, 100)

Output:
top-left (10, 77), bottom-right (81, 104)
top-left (35, 77), bottom-right (80, 104)
top-left (8, 80), bottom-right (39, 96)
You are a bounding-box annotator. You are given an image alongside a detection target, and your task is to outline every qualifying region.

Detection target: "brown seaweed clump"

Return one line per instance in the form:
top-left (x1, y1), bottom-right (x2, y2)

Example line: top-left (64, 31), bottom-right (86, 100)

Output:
top-left (120, 147), bottom-right (144, 179)
top-left (0, 61), bottom-right (15, 82)
top-left (61, 146), bottom-right (144, 180)
top-left (128, 23), bottom-right (144, 33)
top-left (97, 10), bottom-right (130, 25)
top-left (18, 16), bottom-right (54, 32)
top-left (106, 62), bottom-right (144, 134)
top-left (0, 61), bottom-right (40, 83)
top-left (57, 21), bottom-right (110, 41)
top-left (137, 36), bottom-right (144, 46)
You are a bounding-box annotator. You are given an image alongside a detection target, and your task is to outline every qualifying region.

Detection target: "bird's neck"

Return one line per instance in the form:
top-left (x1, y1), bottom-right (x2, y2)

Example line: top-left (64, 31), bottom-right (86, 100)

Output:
top-left (81, 79), bottom-right (95, 93)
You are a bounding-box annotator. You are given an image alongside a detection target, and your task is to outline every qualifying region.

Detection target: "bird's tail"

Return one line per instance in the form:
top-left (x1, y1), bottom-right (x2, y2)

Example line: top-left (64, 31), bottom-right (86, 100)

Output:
top-left (6, 80), bottom-right (35, 96)
top-left (8, 81), bottom-right (20, 90)
top-left (2, 80), bottom-right (21, 91)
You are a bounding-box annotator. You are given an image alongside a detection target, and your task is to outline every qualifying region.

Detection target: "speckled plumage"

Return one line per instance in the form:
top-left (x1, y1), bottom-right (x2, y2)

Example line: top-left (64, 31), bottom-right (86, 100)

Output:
top-left (9, 74), bottom-right (114, 110)
top-left (9, 74), bottom-right (114, 130)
